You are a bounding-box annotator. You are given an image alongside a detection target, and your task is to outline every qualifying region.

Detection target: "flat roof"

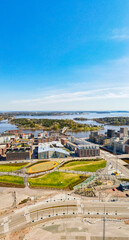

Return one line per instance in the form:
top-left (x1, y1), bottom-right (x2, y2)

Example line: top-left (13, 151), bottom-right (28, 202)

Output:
top-left (0, 145), bottom-right (6, 149)
top-left (120, 182), bottom-right (129, 186)
top-left (66, 141), bottom-right (77, 147)
top-left (38, 141), bottom-right (63, 149)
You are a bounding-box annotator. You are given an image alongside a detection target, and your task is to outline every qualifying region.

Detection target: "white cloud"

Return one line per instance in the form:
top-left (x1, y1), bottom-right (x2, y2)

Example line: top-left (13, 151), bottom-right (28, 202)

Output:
top-left (11, 86), bottom-right (129, 106)
top-left (110, 28), bottom-right (129, 40)
top-left (6, 56), bottom-right (129, 111)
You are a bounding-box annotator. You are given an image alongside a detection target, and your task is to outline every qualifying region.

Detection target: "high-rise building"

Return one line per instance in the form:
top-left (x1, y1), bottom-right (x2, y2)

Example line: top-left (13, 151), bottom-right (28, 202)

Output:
top-left (107, 129), bottom-right (115, 138)
top-left (120, 127), bottom-right (128, 137)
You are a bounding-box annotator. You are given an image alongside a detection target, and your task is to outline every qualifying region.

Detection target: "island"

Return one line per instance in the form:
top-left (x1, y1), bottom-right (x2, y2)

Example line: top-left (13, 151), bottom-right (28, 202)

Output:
top-left (0, 115), bottom-right (7, 121)
top-left (10, 118), bottom-right (102, 132)
top-left (74, 118), bottom-right (88, 121)
top-left (93, 117), bottom-right (129, 125)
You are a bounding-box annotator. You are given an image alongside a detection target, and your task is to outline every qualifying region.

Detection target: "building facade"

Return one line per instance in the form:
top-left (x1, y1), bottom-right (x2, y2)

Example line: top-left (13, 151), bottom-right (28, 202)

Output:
top-left (76, 144), bottom-right (100, 157)
top-left (6, 147), bottom-right (31, 160)
top-left (38, 142), bottom-right (69, 159)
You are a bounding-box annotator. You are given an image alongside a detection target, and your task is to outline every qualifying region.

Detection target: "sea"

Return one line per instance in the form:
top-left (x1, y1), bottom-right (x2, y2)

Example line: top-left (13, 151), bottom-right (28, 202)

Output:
top-left (0, 112), bottom-right (129, 138)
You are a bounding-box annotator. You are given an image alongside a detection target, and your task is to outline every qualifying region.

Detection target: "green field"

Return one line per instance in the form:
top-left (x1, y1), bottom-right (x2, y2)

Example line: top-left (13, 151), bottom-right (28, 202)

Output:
top-left (59, 159), bottom-right (106, 172)
top-left (119, 178), bottom-right (129, 182)
top-left (0, 163), bottom-right (28, 172)
top-left (27, 161), bottom-right (58, 174)
top-left (28, 172), bottom-right (88, 190)
top-left (0, 175), bottom-right (24, 185)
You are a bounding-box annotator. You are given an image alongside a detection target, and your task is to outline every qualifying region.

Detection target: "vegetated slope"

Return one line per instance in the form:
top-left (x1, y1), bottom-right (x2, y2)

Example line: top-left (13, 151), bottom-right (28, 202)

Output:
top-left (10, 118), bottom-right (102, 131)
top-left (28, 172), bottom-right (88, 190)
top-left (93, 117), bottom-right (129, 125)
top-left (0, 175), bottom-right (24, 187)
top-left (60, 160), bottom-right (106, 172)
top-left (0, 163), bottom-right (28, 172)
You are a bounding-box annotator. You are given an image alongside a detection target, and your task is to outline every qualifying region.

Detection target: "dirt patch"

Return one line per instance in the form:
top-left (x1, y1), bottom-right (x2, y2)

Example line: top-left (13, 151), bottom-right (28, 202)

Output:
top-left (0, 187), bottom-right (60, 214)
top-left (124, 220), bottom-right (129, 225)
top-left (0, 182), bottom-right (25, 188)
top-left (7, 226), bottom-right (30, 240)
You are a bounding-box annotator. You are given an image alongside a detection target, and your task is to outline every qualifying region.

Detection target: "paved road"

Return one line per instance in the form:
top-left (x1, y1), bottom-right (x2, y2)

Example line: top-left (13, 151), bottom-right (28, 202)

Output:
top-left (100, 150), bottom-right (129, 178)
top-left (0, 194), bottom-right (129, 236)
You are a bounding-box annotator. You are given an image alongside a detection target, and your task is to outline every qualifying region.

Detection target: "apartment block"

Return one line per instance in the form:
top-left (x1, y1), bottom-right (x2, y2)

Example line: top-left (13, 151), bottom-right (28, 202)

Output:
top-left (6, 147), bottom-right (31, 160)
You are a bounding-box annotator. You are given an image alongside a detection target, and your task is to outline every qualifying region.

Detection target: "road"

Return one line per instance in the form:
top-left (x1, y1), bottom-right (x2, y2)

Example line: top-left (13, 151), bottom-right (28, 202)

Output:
top-left (0, 193), bottom-right (129, 236)
top-left (100, 150), bottom-right (129, 178)
top-left (0, 156), bottom-right (100, 165)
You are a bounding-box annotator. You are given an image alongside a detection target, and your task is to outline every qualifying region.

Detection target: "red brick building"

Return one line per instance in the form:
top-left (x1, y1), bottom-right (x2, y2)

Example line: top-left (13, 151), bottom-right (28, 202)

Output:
top-left (6, 147), bottom-right (31, 160)
top-left (61, 138), bottom-right (68, 145)
top-left (37, 136), bottom-right (57, 144)
top-left (77, 147), bottom-right (100, 157)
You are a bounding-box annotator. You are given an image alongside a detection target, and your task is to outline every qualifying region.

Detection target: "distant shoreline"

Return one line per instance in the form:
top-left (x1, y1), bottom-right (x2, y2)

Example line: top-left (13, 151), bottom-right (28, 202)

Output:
top-left (93, 117), bottom-right (129, 126)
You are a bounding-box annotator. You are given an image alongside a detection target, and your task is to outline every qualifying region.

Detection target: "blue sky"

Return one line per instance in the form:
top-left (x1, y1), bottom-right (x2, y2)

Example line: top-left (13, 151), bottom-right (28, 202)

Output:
top-left (0, 0), bottom-right (129, 111)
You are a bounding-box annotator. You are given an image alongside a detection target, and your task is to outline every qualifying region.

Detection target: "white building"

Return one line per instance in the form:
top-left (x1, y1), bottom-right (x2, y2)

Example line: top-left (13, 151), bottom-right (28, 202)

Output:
top-left (0, 135), bottom-right (15, 144)
top-left (38, 141), bottom-right (69, 159)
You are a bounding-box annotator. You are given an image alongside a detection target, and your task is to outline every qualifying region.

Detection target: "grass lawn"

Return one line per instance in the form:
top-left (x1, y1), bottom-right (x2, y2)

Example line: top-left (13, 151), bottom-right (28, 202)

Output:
top-left (0, 163), bottom-right (28, 172)
top-left (28, 172), bottom-right (88, 190)
top-left (0, 175), bottom-right (24, 185)
top-left (119, 178), bottom-right (129, 182)
top-left (27, 161), bottom-right (58, 174)
top-left (59, 160), bottom-right (106, 172)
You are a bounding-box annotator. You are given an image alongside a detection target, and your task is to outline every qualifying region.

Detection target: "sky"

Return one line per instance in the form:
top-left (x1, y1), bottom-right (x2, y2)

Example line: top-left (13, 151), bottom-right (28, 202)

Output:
top-left (0, 0), bottom-right (129, 111)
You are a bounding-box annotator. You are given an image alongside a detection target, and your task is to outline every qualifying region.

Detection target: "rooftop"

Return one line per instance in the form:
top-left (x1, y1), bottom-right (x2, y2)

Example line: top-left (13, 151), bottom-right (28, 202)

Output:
top-left (120, 182), bottom-right (129, 187)
top-left (0, 145), bottom-right (6, 149)
top-left (38, 141), bottom-right (69, 155)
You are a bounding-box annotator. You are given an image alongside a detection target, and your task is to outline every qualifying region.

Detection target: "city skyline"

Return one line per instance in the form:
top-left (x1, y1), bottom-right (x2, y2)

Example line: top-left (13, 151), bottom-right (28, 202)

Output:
top-left (0, 0), bottom-right (129, 111)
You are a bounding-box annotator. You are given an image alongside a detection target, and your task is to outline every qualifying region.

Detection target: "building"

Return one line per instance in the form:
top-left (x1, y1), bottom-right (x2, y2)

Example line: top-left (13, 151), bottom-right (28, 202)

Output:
top-left (116, 131), bottom-right (124, 138)
top-left (110, 137), bottom-right (125, 153)
top-left (0, 145), bottom-right (6, 159)
top-left (0, 134), bottom-right (16, 144)
top-left (120, 127), bottom-right (128, 137)
top-left (67, 136), bottom-right (100, 157)
top-left (66, 141), bottom-right (77, 151)
top-left (109, 136), bottom-right (129, 154)
top-left (76, 142), bottom-right (100, 157)
top-left (6, 147), bottom-right (31, 160)
top-left (124, 139), bottom-right (129, 154)
top-left (38, 141), bottom-right (69, 159)
top-left (89, 132), bottom-right (108, 145)
top-left (38, 132), bottom-right (48, 138)
top-left (34, 135), bottom-right (58, 145)
top-left (119, 182), bottom-right (129, 191)
top-left (19, 133), bottom-right (34, 140)
top-left (61, 138), bottom-right (68, 145)
top-left (89, 128), bottom-right (129, 154)
top-left (107, 129), bottom-right (115, 138)
top-left (7, 130), bottom-right (22, 134)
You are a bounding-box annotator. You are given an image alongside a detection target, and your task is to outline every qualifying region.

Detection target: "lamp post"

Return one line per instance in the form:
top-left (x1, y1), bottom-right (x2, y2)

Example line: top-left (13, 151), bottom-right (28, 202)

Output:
top-left (103, 205), bottom-right (106, 240)
top-left (14, 191), bottom-right (16, 208)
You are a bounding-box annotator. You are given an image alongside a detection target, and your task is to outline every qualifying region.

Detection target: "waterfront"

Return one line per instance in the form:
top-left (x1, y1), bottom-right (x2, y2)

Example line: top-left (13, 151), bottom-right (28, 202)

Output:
top-left (1, 112), bottom-right (129, 137)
